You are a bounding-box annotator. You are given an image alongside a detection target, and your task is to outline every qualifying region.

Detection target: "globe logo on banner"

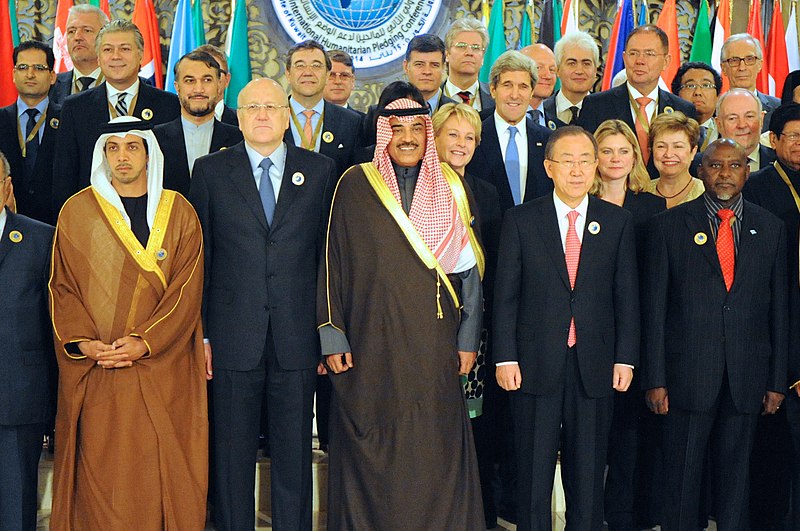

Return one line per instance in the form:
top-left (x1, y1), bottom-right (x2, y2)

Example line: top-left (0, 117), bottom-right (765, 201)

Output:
top-left (310, 0), bottom-right (401, 31)
top-left (273, 0), bottom-right (442, 68)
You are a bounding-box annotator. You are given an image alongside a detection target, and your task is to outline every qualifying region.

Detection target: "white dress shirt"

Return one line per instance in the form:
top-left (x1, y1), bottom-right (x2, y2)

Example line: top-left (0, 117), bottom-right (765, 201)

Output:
top-left (627, 84), bottom-right (659, 125)
top-left (494, 112), bottom-right (530, 201)
top-left (106, 79), bottom-right (140, 118)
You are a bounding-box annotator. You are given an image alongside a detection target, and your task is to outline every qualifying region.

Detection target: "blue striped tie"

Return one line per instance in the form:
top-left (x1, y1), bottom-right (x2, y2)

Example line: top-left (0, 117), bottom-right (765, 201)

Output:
top-left (505, 126), bottom-right (521, 205)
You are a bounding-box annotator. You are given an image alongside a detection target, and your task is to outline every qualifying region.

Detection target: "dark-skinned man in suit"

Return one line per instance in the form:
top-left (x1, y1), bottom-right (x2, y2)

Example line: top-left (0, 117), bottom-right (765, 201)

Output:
top-left (643, 139), bottom-right (788, 530)
top-left (189, 78), bottom-right (335, 531)
top-left (494, 126), bottom-right (640, 530)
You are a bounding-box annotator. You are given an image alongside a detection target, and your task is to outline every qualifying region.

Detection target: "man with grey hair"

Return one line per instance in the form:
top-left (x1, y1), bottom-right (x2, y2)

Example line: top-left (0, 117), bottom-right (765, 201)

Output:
top-left (50, 3), bottom-right (109, 105)
top-left (53, 19), bottom-right (179, 212)
top-left (720, 33), bottom-right (780, 130)
top-left (715, 88), bottom-right (776, 172)
top-left (467, 50), bottom-right (552, 213)
top-left (442, 16), bottom-right (495, 112)
top-left (549, 30), bottom-right (599, 125)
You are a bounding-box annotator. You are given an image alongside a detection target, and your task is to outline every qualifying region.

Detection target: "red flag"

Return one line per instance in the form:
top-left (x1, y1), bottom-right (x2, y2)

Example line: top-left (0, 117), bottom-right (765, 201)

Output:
top-left (98, 0), bottom-right (110, 15)
top-left (53, 0), bottom-right (74, 73)
top-left (0, 0), bottom-right (16, 106)
top-left (712, 0), bottom-right (732, 92)
top-left (655, 0), bottom-right (680, 86)
top-left (748, 0), bottom-right (770, 93)
top-left (132, 0), bottom-right (164, 88)
top-left (766, 0), bottom-right (789, 96)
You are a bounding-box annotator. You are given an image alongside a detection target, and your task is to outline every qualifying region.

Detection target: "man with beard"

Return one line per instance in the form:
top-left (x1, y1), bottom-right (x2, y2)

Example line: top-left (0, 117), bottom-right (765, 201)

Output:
top-left (319, 97), bottom-right (485, 529)
top-left (154, 51), bottom-right (241, 196)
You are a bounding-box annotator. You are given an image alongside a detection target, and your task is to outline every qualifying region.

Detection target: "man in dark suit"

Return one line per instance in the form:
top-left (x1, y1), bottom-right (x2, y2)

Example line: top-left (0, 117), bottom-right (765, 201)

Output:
top-left (720, 33), bottom-right (780, 131)
top-left (403, 34), bottom-right (456, 113)
top-left (467, 50), bottom-right (552, 213)
top-left (0, 40), bottom-right (59, 224)
top-left (716, 88), bottom-right (776, 172)
top-left (53, 20), bottom-right (180, 212)
top-left (672, 62), bottom-right (723, 152)
top-left (0, 150), bottom-right (55, 531)
top-left (189, 78), bottom-right (335, 531)
top-left (643, 139), bottom-right (788, 530)
top-left (323, 50), bottom-right (362, 115)
top-left (194, 44), bottom-right (239, 126)
top-left (154, 51), bottom-right (241, 196)
top-left (442, 16), bottom-right (495, 113)
top-left (494, 126), bottom-right (640, 530)
top-left (282, 39), bottom-right (362, 180)
top-left (578, 25), bottom-right (695, 163)
top-left (743, 103), bottom-right (800, 529)
top-left (49, 4), bottom-right (108, 106)
top-left (520, 44), bottom-right (559, 129)
top-left (547, 31), bottom-right (600, 127)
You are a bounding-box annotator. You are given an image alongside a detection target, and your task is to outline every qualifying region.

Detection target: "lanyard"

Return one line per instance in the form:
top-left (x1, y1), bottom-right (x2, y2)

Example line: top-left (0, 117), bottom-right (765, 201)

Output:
top-left (290, 108), bottom-right (325, 151)
top-left (628, 91), bottom-right (657, 133)
top-left (107, 91), bottom-right (140, 119)
top-left (774, 161), bottom-right (800, 213)
top-left (17, 109), bottom-right (47, 157)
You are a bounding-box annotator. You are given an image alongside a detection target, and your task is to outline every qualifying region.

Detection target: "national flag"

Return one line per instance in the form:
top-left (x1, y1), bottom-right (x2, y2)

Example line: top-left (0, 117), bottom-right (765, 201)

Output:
top-left (601, 0), bottom-right (634, 90)
top-left (479, 0), bottom-right (505, 84)
top-left (748, 0), bottom-right (770, 93)
top-left (133, 0), bottom-right (163, 88)
top-left (519, 0), bottom-right (532, 48)
top-left (553, 0), bottom-right (564, 43)
top-left (481, 0), bottom-right (490, 26)
top-left (9, 0), bottom-right (18, 46)
top-left (88, 0), bottom-right (109, 16)
top-left (767, 0), bottom-right (789, 95)
top-left (561, 0), bottom-right (579, 36)
top-left (712, 0), bottom-right (732, 92)
top-left (638, 0), bottom-right (648, 25)
top-left (53, 0), bottom-right (74, 73)
top-left (225, 0), bottom-right (251, 106)
top-left (656, 0), bottom-right (681, 86)
top-left (165, 0), bottom-right (197, 94)
top-left (0, 0), bottom-right (16, 106)
top-left (539, 0), bottom-right (555, 48)
top-left (787, 1), bottom-right (800, 71)
top-left (193, 0), bottom-right (206, 46)
top-left (690, 0), bottom-right (712, 63)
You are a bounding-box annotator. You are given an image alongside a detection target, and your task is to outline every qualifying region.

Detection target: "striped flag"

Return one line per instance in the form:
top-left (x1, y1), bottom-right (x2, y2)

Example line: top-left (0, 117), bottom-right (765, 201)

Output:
top-left (690, 0), bottom-right (712, 63)
top-left (711, 0), bottom-right (732, 92)
top-left (767, 0), bottom-right (789, 95)
top-left (638, 0), bottom-right (648, 25)
top-left (561, 0), bottom-right (579, 36)
top-left (787, 1), bottom-right (800, 71)
top-left (601, 0), bottom-right (634, 90)
top-left (225, 0), bottom-right (251, 106)
top-left (165, 0), bottom-right (198, 94)
top-left (88, 0), bottom-right (109, 16)
top-left (479, 0), bottom-right (506, 84)
top-left (0, 0), bottom-right (16, 106)
top-left (9, 0), bottom-right (18, 46)
top-left (133, 0), bottom-right (163, 88)
top-left (748, 0), bottom-right (770, 93)
top-left (552, 0), bottom-right (564, 43)
top-left (193, 0), bottom-right (206, 46)
top-left (656, 0), bottom-right (681, 86)
top-left (53, 0), bottom-right (74, 73)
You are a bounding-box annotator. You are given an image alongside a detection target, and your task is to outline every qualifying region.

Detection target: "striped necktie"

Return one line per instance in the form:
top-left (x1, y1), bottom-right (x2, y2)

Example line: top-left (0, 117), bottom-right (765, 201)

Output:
top-left (115, 92), bottom-right (128, 116)
top-left (565, 210), bottom-right (581, 346)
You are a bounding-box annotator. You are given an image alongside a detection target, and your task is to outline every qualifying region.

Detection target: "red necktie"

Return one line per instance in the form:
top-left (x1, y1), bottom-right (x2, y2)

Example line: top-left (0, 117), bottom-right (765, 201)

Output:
top-left (717, 208), bottom-right (735, 291)
top-left (565, 210), bottom-right (581, 346)
top-left (634, 96), bottom-right (652, 164)
top-left (456, 91), bottom-right (472, 105)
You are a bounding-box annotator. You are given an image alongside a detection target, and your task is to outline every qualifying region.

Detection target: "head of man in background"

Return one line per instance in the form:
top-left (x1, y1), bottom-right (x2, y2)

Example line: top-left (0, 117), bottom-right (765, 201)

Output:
top-left (622, 25), bottom-right (671, 95)
top-left (173, 51), bottom-right (223, 126)
top-left (65, 4), bottom-right (108, 76)
top-left (403, 34), bottom-right (448, 109)
top-left (554, 30), bottom-right (599, 104)
top-left (95, 20), bottom-right (144, 90)
top-left (324, 50), bottom-right (356, 108)
top-left (285, 40), bottom-right (330, 109)
top-left (520, 43), bottom-right (557, 110)
top-left (720, 33), bottom-right (764, 92)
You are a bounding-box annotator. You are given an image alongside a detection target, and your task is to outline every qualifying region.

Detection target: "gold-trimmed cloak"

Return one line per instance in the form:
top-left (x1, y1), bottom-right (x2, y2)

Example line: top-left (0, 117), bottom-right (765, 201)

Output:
top-left (49, 188), bottom-right (207, 530)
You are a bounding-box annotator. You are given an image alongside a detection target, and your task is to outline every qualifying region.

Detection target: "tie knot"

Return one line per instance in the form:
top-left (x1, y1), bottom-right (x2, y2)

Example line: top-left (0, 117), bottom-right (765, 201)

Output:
top-left (302, 109), bottom-right (315, 120)
top-left (25, 108), bottom-right (39, 119)
top-left (635, 96), bottom-right (652, 108)
top-left (118, 92), bottom-right (127, 102)
top-left (717, 208), bottom-right (735, 222)
top-left (259, 158), bottom-right (273, 173)
top-left (567, 210), bottom-right (579, 225)
top-left (457, 91), bottom-right (472, 104)
top-left (508, 125), bottom-right (518, 138)
top-left (78, 76), bottom-right (94, 90)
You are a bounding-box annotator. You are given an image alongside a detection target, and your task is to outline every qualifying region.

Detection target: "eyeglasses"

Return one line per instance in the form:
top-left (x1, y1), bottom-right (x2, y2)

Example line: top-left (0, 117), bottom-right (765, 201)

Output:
top-left (778, 132), bottom-right (800, 143)
top-left (291, 62), bottom-right (325, 72)
top-left (239, 103), bottom-right (289, 115)
top-left (624, 50), bottom-right (665, 59)
top-left (453, 42), bottom-right (485, 52)
top-left (329, 72), bottom-right (354, 80)
top-left (722, 55), bottom-right (760, 68)
top-left (14, 64), bottom-right (50, 72)
top-left (548, 159), bottom-right (596, 169)
top-left (679, 82), bottom-right (716, 91)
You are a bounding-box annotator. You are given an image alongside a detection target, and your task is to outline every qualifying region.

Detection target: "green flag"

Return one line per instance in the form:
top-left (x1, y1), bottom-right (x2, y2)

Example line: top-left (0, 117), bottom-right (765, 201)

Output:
top-left (192, 0), bottom-right (206, 46)
top-left (519, 2), bottom-right (532, 48)
top-left (689, 0), bottom-right (712, 63)
top-left (225, 0), bottom-right (251, 107)
top-left (479, 0), bottom-right (506, 83)
top-left (9, 0), bottom-right (18, 46)
top-left (553, 0), bottom-right (563, 43)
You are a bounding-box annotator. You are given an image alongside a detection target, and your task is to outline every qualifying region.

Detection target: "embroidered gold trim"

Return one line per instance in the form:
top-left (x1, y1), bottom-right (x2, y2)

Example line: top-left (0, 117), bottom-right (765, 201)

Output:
top-left (440, 162), bottom-right (486, 279)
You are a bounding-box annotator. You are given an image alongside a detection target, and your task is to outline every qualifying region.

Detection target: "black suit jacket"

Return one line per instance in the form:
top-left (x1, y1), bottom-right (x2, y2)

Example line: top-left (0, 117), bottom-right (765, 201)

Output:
top-left (53, 79), bottom-right (180, 211)
top-left (493, 194), bottom-right (640, 397)
top-left (542, 94), bottom-right (568, 129)
top-left (154, 117), bottom-right (243, 196)
top-left (219, 104), bottom-right (239, 126)
top-left (0, 102), bottom-right (60, 224)
top-left (283, 100), bottom-right (362, 179)
top-left (189, 142), bottom-right (336, 371)
top-left (49, 71), bottom-right (73, 107)
top-left (758, 90), bottom-right (781, 132)
top-left (0, 210), bottom-right (55, 426)
top-left (466, 114), bottom-right (553, 212)
top-left (642, 197), bottom-right (788, 414)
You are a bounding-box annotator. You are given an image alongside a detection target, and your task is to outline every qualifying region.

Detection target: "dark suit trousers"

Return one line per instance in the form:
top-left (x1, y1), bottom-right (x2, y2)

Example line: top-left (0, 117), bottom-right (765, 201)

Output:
top-left (511, 346), bottom-right (613, 531)
top-left (782, 391), bottom-right (800, 529)
top-left (662, 377), bottom-right (758, 531)
top-left (212, 327), bottom-right (315, 531)
top-left (0, 423), bottom-right (44, 531)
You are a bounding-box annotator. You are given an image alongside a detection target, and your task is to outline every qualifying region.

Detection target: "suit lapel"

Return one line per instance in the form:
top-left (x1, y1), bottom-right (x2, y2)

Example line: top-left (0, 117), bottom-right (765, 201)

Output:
top-left (481, 120), bottom-right (514, 208)
top-left (536, 199), bottom-right (571, 290)
top-left (271, 146), bottom-right (303, 227)
top-left (685, 200), bottom-right (723, 279)
top-left (210, 120), bottom-right (227, 151)
top-left (524, 119), bottom-right (548, 202)
top-left (618, 84), bottom-right (637, 132)
top-left (732, 205), bottom-right (759, 291)
top-left (0, 210), bottom-right (17, 270)
top-left (574, 197), bottom-right (600, 290)
top-left (228, 145), bottom-right (269, 232)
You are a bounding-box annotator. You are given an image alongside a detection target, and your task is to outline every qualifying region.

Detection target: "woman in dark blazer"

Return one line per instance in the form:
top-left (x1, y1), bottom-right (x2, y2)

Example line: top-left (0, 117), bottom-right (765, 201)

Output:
top-left (592, 119), bottom-right (666, 531)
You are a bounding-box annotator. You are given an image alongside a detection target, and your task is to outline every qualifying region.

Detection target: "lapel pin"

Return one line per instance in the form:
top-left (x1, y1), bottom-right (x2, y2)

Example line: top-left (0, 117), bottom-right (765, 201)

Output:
top-left (141, 108), bottom-right (153, 120)
top-left (337, 143), bottom-right (344, 149)
top-left (664, 106), bottom-right (674, 114)
top-left (470, 215), bottom-right (475, 227)
top-left (536, 142), bottom-right (543, 147)
top-left (292, 172), bottom-right (305, 186)
top-left (9, 230), bottom-right (22, 243)
top-left (50, 117), bottom-right (59, 129)
top-left (750, 229), bottom-right (757, 235)
top-left (219, 146), bottom-right (227, 151)
top-left (156, 248), bottom-right (168, 260)
top-left (322, 131), bottom-right (334, 143)
top-left (548, 120), bottom-right (557, 130)
top-left (694, 232), bottom-right (707, 245)
top-left (588, 221), bottom-right (600, 235)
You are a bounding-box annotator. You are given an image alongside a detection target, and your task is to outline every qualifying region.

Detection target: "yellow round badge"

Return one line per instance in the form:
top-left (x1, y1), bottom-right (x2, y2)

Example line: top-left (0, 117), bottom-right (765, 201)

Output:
top-left (9, 230), bottom-right (22, 243)
top-left (694, 232), bottom-right (707, 245)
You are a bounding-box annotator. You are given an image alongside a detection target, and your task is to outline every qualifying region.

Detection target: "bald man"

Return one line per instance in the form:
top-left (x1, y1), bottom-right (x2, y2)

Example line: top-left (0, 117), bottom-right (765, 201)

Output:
top-left (520, 44), bottom-right (559, 128)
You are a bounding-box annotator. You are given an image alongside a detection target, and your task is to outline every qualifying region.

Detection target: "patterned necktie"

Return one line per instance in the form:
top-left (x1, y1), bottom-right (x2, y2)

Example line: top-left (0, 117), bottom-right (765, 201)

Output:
top-left (568, 106), bottom-right (579, 125)
top-left (24, 108), bottom-right (40, 173)
top-left (115, 92), bottom-right (128, 116)
top-left (258, 158), bottom-right (276, 226)
top-left (565, 210), bottom-right (581, 346)
top-left (505, 126), bottom-right (521, 205)
top-left (302, 109), bottom-right (315, 149)
top-left (717, 208), bottom-right (735, 291)
top-left (78, 76), bottom-right (94, 91)
top-left (456, 91), bottom-right (472, 105)
top-left (528, 108), bottom-right (541, 124)
top-left (634, 96), bottom-right (652, 163)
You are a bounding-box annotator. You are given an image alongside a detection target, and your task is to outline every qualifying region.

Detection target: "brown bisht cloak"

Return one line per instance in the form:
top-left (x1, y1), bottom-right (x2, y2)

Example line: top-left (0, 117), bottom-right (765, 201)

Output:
top-left (318, 163), bottom-right (485, 530)
top-left (49, 188), bottom-right (207, 530)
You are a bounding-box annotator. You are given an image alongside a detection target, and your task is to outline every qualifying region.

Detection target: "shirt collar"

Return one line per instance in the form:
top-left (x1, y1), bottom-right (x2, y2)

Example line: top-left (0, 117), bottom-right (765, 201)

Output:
top-left (445, 78), bottom-right (480, 98)
top-left (16, 96), bottom-right (49, 118)
top-left (106, 79), bottom-right (140, 101)
top-left (627, 83), bottom-right (659, 103)
top-left (0, 206), bottom-right (7, 237)
top-left (214, 99), bottom-right (226, 121)
top-left (553, 190), bottom-right (589, 219)
top-left (244, 141), bottom-right (287, 175)
top-left (426, 89), bottom-right (443, 111)
top-left (494, 109), bottom-right (527, 132)
top-left (555, 90), bottom-right (583, 114)
top-left (180, 115), bottom-right (215, 132)
top-left (290, 96), bottom-right (325, 115)
top-left (73, 66), bottom-right (101, 80)
top-left (703, 191), bottom-right (744, 220)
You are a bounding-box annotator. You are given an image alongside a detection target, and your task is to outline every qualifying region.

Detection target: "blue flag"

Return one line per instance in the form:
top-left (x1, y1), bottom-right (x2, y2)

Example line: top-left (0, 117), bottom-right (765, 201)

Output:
top-left (165, 0), bottom-right (197, 94)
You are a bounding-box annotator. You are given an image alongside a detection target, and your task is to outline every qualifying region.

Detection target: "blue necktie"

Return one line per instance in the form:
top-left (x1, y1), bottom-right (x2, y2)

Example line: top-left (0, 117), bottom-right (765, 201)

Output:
top-left (258, 158), bottom-right (276, 226)
top-left (24, 108), bottom-right (40, 174)
top-left (505, 126), bottom-right (521, 205)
